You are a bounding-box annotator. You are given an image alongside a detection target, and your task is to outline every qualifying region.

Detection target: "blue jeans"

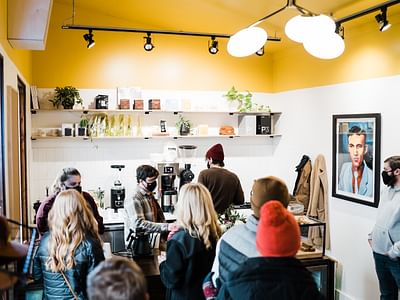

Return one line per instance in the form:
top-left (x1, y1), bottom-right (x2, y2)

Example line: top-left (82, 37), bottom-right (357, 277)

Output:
top-left (373, 252), bottom-right (400, 300)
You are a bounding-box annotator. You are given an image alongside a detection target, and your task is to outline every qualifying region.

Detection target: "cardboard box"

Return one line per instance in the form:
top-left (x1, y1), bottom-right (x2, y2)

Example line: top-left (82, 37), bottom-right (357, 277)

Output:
top-left (238, 115), bottom-right (256, 136)
top-left (149, 99), bottom-right (160, 110)
top-left (133, 99), bottom-right (144, 110)
top-left (119, 99), bottom-right (130, 109)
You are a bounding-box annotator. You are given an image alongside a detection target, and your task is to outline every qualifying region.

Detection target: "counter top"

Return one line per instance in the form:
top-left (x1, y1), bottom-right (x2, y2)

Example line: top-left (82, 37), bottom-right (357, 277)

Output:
top-left (100, 209), bottom-right (177, 225)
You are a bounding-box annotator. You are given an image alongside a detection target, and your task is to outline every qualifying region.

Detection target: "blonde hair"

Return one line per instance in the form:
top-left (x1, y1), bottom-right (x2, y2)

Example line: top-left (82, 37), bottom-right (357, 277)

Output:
top-left (46, 189), bottom-right (102, 272)
top-left (175, 183), bottom-right (221, 249)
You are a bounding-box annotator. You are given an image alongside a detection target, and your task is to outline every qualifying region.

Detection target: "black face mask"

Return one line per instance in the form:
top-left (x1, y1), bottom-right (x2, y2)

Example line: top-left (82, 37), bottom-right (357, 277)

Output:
top-left (207, 162), bottom-right (211, 169)
top-left (65, 185), bottom-right (82, 193)
top-left (146, 181), bottom-right (157, 192)
top-left (382, 171), bottom-right (396, 187)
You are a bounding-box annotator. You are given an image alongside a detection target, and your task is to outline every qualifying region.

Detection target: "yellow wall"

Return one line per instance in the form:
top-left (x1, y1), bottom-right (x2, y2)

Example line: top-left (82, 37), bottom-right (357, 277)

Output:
top-left (272, 17), bottom-right (400, 92)
top-left (0, 0), bottom-right (32, 83)
top-left (32, 2), bottom-right (400, 93)
top-left (32, 3), bottom-right (273, 92)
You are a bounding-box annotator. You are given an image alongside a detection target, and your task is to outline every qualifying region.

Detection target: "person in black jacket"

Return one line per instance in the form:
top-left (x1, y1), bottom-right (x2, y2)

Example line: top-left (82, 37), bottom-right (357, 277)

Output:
top-left (217, 201), bottom-right (324, 300)
top-left (160, 183), bottom-right (222, 300)
top-left (34, 190), bottom-right (105, 299)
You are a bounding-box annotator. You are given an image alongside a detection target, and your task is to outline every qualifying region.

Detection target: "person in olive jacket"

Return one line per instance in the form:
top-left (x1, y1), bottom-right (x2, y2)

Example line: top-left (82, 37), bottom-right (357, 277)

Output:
top-left (217, 201), bottom-right (324, 300)
top-left (160, 183), bottom-right (222, 300)
top-left (34, 190), bottom-right (105, 299)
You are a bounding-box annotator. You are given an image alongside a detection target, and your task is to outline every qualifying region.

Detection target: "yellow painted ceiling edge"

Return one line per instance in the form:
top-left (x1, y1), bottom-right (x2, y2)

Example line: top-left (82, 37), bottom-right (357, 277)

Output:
top-left (0, 0), bottom-right (32, 84)
top-left (31, 1), bottom-right (400, 93)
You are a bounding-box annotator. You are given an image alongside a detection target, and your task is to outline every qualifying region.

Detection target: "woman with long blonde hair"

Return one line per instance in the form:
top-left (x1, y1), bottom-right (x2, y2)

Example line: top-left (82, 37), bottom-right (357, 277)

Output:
top-left (160, 183), bottom-right (222, 300)
top-left (34, 189), bottom-right (104, 299)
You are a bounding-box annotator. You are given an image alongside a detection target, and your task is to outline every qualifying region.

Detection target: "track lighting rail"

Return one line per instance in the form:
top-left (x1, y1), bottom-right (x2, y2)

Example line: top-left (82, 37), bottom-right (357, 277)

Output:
top-left (61, 24), bottom-right (281, 42)
top-left (335, 0), bottom-right (400, 25)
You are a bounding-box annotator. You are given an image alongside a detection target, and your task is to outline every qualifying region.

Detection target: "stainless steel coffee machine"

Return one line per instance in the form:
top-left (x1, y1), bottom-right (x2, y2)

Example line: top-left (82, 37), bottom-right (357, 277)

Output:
top-left (157, 162), bottom-right (179, 212)
top-left (111, 165), bottom-right (125, 213)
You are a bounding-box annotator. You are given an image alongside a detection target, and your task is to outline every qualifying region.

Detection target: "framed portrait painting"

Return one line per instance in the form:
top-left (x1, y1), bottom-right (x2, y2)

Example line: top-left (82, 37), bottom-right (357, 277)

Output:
top-left (332, 113), bottom-right (381, 207)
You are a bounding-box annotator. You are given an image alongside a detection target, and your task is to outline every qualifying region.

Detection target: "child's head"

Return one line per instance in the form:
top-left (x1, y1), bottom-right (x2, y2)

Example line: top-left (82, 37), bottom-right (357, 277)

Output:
top-left (256, 200), bottom-right (300, 257)
top-left (87, 257), bottom-right (148, 300)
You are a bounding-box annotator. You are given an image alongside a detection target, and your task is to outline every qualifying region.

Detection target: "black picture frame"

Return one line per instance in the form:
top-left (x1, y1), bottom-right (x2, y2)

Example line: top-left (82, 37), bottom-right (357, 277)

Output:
top-left (332, 113), bottom-right (381, 207)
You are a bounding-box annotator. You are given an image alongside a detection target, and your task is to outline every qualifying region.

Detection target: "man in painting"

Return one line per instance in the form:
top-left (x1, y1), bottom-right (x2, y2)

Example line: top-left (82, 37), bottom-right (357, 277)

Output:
top-left (338, 125), bottom-right (373, 197)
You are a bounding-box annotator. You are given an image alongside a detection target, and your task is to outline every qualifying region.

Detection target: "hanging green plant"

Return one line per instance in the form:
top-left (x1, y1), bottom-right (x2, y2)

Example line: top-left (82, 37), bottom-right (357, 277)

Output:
top-left (223, 86), bottom-right (253, 112)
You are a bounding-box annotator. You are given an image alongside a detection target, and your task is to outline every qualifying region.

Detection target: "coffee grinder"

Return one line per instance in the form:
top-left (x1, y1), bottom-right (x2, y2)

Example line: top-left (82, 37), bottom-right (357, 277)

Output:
top-left (111, 164), bottom-right (125, 213)
top-left (157, 163), bottom-right (179, 212)
top-left (178, 145), bottom-right (197, 189)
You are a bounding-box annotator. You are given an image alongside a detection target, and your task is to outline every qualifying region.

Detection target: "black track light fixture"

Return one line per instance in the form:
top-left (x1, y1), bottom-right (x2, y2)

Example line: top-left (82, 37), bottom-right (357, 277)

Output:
top-left (255, 46), bottom-right (264, 56)
top-left (144, 33), bottom-right (154, 51)
top-left (375, 7), bottom-right (391, 32)
top-left (83, 29), bottom-right (95, 48)
top-left (208, 36), bottom-right (219, 54)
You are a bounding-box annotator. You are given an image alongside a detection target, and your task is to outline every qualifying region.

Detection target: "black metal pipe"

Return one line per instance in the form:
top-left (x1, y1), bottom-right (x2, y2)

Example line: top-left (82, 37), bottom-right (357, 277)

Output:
top-left (62, 24), bottom-right (281, 42)
top-left (336, 0), bottom-right (400, 24)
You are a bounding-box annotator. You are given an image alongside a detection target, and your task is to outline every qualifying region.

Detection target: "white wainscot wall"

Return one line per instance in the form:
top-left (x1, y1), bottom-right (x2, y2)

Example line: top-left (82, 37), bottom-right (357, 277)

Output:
top-left (29, 75), bottom-right (400, 299)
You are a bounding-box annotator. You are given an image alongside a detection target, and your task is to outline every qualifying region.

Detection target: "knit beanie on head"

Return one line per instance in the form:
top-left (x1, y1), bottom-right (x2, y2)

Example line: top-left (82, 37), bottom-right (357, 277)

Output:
top-left (206, 144), bottom-right (224, 161)
top-left (256, 200), bottom-right (300, 257)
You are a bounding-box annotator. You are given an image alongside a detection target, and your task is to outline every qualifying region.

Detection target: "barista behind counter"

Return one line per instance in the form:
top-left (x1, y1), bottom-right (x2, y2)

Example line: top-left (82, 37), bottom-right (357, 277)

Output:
top-left (124, 165), bottom-right (179, 247)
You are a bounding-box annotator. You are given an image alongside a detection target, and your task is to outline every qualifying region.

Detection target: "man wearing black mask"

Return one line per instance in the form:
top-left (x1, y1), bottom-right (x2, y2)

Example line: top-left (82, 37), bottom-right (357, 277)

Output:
top-left (369, 156), bottom-right (400, 300)
top-left (124, 165), bottom-right (177, 244)
top-left (36, 167), bottom-right (104, 235)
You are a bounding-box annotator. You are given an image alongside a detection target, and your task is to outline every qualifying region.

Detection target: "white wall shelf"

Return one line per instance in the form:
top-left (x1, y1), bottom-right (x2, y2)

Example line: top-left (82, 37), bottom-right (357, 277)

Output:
top-left (31, 134), bottom-right (282, 141)
top-left (30, 109), bottom-right (282, 140)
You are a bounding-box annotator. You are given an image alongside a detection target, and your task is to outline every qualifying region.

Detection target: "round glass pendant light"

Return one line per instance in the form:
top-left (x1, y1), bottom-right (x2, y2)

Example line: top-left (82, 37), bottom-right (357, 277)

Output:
top-left (285, 15), bottom-right (313, 43)
top-left (227, 26), bottom-right (268, 57)
top-left (303, 32), bottom-right (345, 59)
top-left (308, 14), bottom-right (336, 37)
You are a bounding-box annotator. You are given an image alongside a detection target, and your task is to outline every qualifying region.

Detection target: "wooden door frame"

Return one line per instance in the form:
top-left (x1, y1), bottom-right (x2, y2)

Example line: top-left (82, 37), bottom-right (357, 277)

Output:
top-left (17, 77), bottom-right (28, 239)
top-left (0, 54), bottom-right (5, 216)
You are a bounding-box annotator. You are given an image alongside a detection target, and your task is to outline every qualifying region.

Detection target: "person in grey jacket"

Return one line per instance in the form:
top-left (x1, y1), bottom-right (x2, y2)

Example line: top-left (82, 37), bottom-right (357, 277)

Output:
top-left (208, 176), bottom-right (290, 289)
top-left (369, 155), bottom-right (400, 300)
top-left (34, 190), bottom-right (105, 299)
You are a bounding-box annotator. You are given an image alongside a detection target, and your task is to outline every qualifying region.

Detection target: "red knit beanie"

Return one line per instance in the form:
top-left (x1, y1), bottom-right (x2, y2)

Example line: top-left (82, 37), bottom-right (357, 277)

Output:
top-left (256, 200), bottom-right (300, 257)
top-left (206, 144), bottom-right (224, 161)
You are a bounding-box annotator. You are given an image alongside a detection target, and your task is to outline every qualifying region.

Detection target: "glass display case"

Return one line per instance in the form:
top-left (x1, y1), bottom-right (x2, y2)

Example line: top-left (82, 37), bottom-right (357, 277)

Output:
top-left (295, 215), bottom-right (326, 259)
top-left (301, 256), bottom-right (335, 300)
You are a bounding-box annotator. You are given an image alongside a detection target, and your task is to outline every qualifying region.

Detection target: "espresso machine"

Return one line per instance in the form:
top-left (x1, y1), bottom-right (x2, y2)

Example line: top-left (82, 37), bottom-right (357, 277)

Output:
top-left (111, 164), bottom-right (125, 212)
top-left (157, 162), bottom-right (179, 212)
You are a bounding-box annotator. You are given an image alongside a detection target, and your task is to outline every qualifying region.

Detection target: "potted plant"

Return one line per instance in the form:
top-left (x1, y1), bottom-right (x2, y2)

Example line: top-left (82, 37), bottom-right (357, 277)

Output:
top-left (94, 187), bottom-right (105, 209)
top-left (218, 204), bottom-right (247, 231)
top-left (49, 86), bottom-right (83, 109)
top-left (176, 114), bottom-right (192, 136)
top-left (77, 115), bottom-right (89, 136)
top-left (223, 86), bottom-right (253, 112)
